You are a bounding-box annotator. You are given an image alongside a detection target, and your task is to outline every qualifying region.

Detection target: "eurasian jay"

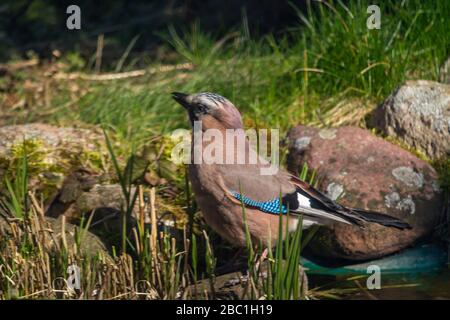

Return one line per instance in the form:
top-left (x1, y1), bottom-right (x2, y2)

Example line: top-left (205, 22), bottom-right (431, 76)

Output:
top-left (172, 92), bottom-right (411, 248)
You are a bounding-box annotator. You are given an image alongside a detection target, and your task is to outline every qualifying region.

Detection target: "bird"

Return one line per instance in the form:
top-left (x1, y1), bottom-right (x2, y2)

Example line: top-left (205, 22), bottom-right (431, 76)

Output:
top-left (172, 91), bottom-right (411, 248)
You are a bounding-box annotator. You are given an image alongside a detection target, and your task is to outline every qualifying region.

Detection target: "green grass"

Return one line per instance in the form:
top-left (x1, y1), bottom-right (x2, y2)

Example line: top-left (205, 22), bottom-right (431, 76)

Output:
top-left (44, 0), bottom-right (450, 144)
top-left (2, 150), bottom-right (29, 219)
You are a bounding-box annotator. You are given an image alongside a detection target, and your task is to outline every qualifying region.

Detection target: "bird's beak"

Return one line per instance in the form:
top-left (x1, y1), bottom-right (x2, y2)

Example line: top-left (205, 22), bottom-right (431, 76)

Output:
top-left (171, 92), bottom-right (190, 109)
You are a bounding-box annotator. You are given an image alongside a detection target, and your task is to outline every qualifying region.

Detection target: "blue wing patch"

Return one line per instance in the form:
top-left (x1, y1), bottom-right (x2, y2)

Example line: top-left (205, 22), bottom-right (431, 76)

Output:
top-left (231, 191), bottom-right (288, 214)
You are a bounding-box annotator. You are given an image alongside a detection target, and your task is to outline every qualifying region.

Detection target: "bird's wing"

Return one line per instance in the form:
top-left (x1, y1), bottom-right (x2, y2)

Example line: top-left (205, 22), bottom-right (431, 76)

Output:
top-left (216, 164), bottom-right (296, 202)
top-left (217, 165), bottom-right (411, 229)
top-left (216, 164), bottom-right (358, 226)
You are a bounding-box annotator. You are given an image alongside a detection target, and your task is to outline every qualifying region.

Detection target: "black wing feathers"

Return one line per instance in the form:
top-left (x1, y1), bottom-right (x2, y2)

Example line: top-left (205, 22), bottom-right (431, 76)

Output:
top-left (288, 175), bottom-right (411, 230)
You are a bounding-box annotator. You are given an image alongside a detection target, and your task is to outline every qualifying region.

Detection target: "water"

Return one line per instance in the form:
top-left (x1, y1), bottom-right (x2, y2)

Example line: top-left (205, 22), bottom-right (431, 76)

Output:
top-left (304, 243), bottom-right (450, 299)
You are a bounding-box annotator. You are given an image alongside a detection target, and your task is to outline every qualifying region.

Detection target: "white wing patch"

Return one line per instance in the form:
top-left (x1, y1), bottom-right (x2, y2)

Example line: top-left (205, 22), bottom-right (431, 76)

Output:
top-left (288, 216), bottom-right (317, 232)
top-left (297, 193), bottom-right (311, 208)
top-left (294, 192), bottom-right (352, 225)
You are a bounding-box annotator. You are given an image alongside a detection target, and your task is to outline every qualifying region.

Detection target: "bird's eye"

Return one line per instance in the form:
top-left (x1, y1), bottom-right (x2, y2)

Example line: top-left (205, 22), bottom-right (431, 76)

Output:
top-left (197, 104), bottom-right (208, 113)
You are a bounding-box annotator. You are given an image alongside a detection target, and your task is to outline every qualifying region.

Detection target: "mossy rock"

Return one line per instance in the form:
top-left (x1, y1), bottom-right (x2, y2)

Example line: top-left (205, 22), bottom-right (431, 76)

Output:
top-left (0, 123), bottom-right (108, 201)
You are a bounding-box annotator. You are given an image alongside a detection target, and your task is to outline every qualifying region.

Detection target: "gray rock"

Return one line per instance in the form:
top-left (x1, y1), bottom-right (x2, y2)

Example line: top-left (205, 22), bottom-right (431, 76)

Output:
top-left (47, 180), bottom-right (147, 223)
top-left (372, 80), bottom-right (450, 160)
top-left (73, 184), bottom-right (137, 218)
top-left (46, 180), bottom-right (182, 246)
top-left (0, 215), bottom-right (111, 259)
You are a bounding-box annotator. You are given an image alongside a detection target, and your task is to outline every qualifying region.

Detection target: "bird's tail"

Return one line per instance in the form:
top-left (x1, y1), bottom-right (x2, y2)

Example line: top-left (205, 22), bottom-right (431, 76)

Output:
top-left (348, 208), bottom-right (412, 230)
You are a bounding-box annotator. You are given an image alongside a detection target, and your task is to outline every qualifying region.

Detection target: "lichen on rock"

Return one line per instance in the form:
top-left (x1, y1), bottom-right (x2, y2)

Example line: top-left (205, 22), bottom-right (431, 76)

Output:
top-left (294, 137), bottom-right (312, 151)
top-left (318, 128), bottom-right (337, 140)
top-left (326, 182), bottom-right (345, 201)
top-left (392, 166), bottom-right (424, 189)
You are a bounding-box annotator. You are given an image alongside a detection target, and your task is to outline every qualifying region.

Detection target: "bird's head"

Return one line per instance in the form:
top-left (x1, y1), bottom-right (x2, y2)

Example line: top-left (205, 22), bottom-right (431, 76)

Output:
top-left (172, 92), bottom-right (243, 130)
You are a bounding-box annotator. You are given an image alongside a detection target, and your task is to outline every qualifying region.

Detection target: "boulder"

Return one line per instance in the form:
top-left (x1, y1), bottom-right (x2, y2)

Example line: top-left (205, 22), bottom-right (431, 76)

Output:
top-left (46, 178), bottom-right (155, 223)
top-left (0, 215), bottom-right (111, 259)
top-left (0, 123), bottom-right (108, 199)
top-left (46, 179), bottom-right (136, 221)
top-left (371, 80), bottom-right (450, 160)
top-left (287, 125), bottom-right (444, 261)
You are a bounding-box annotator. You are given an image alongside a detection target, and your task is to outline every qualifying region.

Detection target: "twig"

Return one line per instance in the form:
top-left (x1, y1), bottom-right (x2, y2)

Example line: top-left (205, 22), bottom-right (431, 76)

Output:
top-left (52, 62), bottom-right (193, 81)
top-left (61, 215), bottom-right (67, 251)
top-left (138, 185), bottom-right (145, 230)
top-left (150, 187), bottom-right (157, 257)
top-left (0, 58), bottom-right (39, 73)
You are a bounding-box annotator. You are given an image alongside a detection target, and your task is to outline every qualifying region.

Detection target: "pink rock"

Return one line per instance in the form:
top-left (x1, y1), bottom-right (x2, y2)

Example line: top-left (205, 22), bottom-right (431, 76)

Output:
top-left (287, 126), bottom-right (444, 261)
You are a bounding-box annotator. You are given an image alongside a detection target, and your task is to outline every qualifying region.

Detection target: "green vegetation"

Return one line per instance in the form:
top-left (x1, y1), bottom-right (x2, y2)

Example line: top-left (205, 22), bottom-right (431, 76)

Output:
top-left (29, 0), bottom-right (448, 144)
